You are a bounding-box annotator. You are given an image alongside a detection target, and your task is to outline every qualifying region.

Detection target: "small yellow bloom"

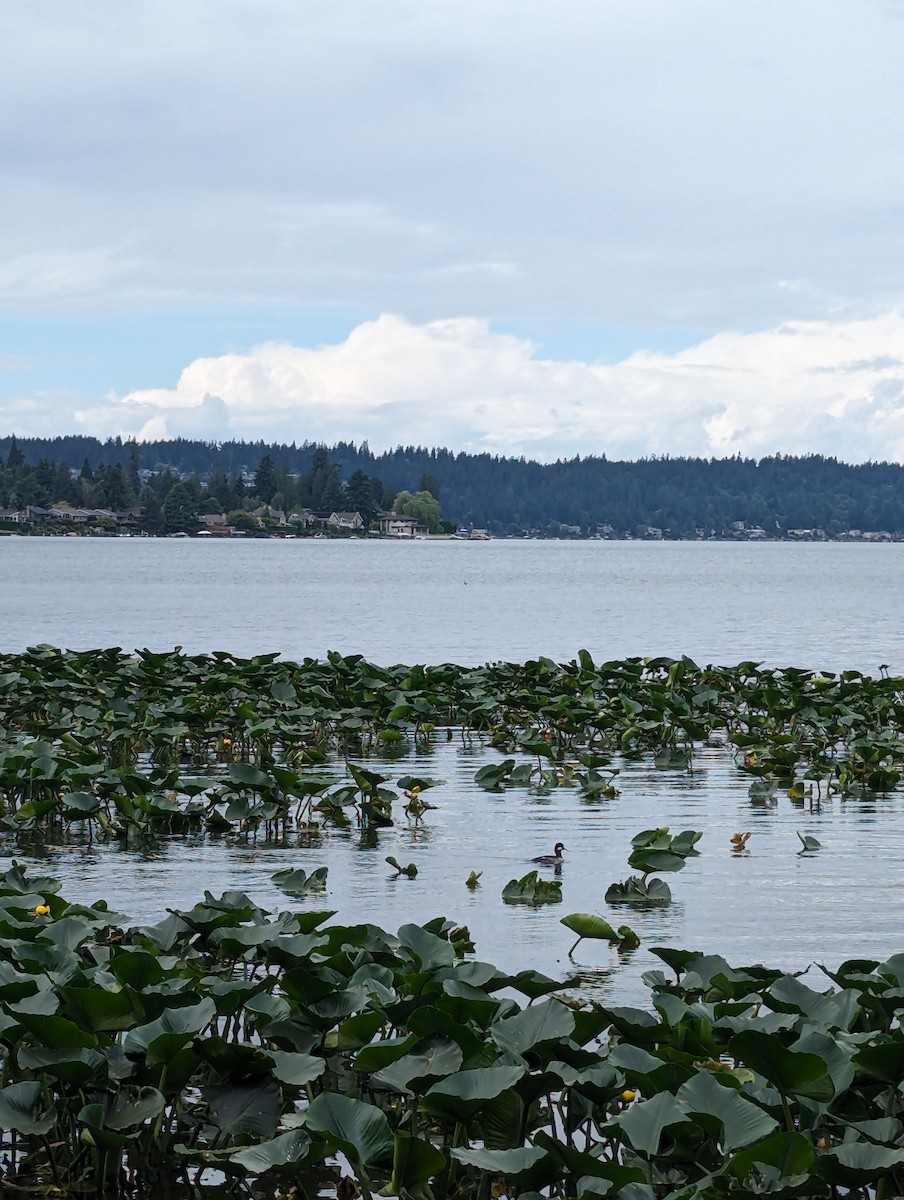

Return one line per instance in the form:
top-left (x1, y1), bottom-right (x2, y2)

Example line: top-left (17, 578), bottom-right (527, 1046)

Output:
top-left (817, 1137), bottom-right (827, 1150)
top-left (222, 737), bottom-right (233, 747)
top-left (34, 904), bottom-right (51, 916)
top-left (620, 1089), bottom-right (636, 1103)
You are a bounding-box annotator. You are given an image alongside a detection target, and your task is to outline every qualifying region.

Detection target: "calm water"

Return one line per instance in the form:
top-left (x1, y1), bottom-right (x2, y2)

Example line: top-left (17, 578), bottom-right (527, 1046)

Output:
top-left (1, 538), bottom-right (902, 1003)
top-left (1, 537), bottom-right (903, 670)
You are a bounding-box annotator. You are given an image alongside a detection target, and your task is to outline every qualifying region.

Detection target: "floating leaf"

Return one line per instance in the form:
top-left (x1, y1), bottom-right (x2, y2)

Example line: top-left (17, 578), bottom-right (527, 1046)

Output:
top-left (502, 871), bottom-right (562, 906)
top-left (271, 866), bottom-right (329, 895)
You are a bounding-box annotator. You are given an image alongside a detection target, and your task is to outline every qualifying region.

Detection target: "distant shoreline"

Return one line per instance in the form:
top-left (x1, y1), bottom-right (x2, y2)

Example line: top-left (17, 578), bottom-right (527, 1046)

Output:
top-left (3, 529), bottom-right (903, 544)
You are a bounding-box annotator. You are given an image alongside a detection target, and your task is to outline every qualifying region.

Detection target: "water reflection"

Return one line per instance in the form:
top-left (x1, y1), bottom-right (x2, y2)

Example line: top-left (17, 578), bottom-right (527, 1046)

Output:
top-left (561, 966), bottom-right (623, 1003)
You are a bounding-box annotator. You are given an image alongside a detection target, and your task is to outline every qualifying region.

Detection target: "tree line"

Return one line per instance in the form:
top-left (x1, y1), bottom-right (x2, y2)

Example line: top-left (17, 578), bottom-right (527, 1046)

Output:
top-left (3, 433), bottom-right (904, 536)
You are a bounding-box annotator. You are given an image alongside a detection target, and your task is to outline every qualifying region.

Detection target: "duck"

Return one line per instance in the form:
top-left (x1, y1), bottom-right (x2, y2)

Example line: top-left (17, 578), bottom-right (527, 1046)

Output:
top-left (532, 842), bottom-right (568, 865)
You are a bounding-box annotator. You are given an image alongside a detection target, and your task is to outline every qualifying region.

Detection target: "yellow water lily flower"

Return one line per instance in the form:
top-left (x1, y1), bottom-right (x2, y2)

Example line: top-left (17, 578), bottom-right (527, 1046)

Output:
top-left (620, 1089), bottom-right (636, 1102)
top-left (34, 904), bottom-right (51, 916)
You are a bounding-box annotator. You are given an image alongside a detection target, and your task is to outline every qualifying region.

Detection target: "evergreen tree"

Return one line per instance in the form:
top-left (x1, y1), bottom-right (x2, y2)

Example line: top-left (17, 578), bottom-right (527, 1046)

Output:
top-left (162, 482), bottom-right (199, 532)
top-left (308, 448), bottom-right (343, 509)
top-left (53, 463), bottom-right (75, 504)
top-left (230, 472), bottom-right (247, 502)
top-left (127, 440), bottom-right (141, 498)
top-left (345, 468), bottom-right (379, 524)
top-left (6, 437), bottom-right (24, 470)
top-left (254, 455), bottom-right (278, 503)
top-left (205, 470), bottom-right (233, 512)
top-left (419, 472), bottom-right (440, 500)
top-left (319, 474), bottom-right (346, 512)
top-left (94, 463), bottom-right (133, 510)
top-left (140, 492), bottom-right (166, 535)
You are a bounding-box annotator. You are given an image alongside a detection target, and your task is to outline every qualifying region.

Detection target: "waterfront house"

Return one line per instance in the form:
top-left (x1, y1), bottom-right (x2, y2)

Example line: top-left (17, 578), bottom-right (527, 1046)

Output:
top-left (49, 503), bottom-right (89, 523)
top-left (379, 513), bottom-right (426, 537)
top-left (24, 505), bottom-right (52, 524)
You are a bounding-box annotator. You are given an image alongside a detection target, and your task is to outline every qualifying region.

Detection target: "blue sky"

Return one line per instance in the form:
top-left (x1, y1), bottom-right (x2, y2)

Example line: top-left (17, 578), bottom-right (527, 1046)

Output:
top-left (2, 1), bottom-right (903, 460)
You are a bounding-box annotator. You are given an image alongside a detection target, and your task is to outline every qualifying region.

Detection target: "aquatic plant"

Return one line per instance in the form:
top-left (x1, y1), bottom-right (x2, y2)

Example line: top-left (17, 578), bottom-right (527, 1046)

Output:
top-left (385, 855), bottom-right (418, 878)
top-left (2, 647), bottom-right (904, 855)
top-left (606, 827), bottom-right (702, 907)
top-left (3, 864), bottom-right (904, 1197)
top-left (501, 870), bottom-right (563, 905)
top-left (797, 831), bottom-right (823, 853)
top-left (560, 912), bottom-right (639, 955)
top-left (271, 865), bottom-right (329, 895)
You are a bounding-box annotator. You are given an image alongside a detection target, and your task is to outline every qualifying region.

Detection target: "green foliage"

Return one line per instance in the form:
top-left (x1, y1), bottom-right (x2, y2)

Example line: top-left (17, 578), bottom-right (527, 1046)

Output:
top-left (501, 870), bottom-right (563, 905)
top-left (386, 856), bottom-right (418, 878)
top-left (606, 828), bottom-right (702, 908)
top-left (391, 488), bottom-right (443, 533)
top-left (11, 435), bottom-right (904, 536)
top-left (2, 866), bottom-right (904, 1197)
top-left (271, 865), bottom-right (329, 895)
top-left (628, 827), bottom-right (702, 876)
top-left (605, 876), bottom-right (673, 906)
top-left (561, 912), bottom-right (640, 954)
top-left (1, 649), bottom-right (904, 851)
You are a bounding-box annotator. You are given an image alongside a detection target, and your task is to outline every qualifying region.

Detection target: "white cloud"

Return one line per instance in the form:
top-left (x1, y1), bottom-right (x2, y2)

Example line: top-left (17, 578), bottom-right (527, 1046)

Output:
top-left (41, 310), bottom-right (904, 462)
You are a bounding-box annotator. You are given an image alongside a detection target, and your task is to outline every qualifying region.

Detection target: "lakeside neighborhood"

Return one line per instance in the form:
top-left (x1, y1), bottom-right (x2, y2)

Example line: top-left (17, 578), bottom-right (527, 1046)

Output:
top-left (0, 501), bottom-right (495, 539)
top-left (1, 500), bottom-right (902, 541)
top-left (6, 438), bottom-right (904, 541)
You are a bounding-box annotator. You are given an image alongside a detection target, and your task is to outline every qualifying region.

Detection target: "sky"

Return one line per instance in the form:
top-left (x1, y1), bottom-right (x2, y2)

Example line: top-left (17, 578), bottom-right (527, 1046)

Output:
top-left (2, 0), bottom-right (903, 462)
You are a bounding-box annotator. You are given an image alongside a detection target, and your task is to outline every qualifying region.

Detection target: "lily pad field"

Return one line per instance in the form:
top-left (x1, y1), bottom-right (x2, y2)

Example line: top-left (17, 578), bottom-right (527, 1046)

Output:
top-left (3, 646), bottom-right (904, 1196)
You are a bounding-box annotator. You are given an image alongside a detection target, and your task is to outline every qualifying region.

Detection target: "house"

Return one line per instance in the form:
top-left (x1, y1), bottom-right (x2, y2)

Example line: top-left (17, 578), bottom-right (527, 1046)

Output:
top-left (251, 505), bottom-right (288, 526)
top-left (197, 516), bottom-right (234, 536)
top-left (379, 513), bottom-right (426, 537)
top-left (328, 511), bottom-right (365, 530)
top-left (24, 505), bottom-right (52, 524)
top-left (49, 503), bottom-right (89, 523)
top-left (0, 508), bottom-right (24, 523)
top-left (308, 510), bottom-right (366, 531)
top-left (115, 507), bottom-right (143, 528)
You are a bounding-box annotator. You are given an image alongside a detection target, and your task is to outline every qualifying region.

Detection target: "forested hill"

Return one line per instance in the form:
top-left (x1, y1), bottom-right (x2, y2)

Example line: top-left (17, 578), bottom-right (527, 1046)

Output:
top-left (3, 433), bottom-right (904, 536)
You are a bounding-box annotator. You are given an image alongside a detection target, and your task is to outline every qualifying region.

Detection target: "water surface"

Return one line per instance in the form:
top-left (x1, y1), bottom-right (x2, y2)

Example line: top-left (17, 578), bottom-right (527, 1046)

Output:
top-left (2, 538), bottom-right (902, 671)
top-left (1, 537), bottom-right (901, 1002)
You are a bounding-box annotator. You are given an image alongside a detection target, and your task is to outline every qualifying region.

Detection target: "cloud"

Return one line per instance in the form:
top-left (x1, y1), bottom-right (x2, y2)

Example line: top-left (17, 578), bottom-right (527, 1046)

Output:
top-left (31, 309), bottom-right (901, 462)
top-left (2, 1), bottom-right (903, 327)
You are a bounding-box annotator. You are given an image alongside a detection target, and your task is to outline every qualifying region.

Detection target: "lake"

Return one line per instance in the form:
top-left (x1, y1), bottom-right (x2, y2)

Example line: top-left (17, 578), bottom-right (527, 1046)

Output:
top-left (1, 537), bottom-right (903, 1004)
top-left (2, 536), bottom-right (903, 671)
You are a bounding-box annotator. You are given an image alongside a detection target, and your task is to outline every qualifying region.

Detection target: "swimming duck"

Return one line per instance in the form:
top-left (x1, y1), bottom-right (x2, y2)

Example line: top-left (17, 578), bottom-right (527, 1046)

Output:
top-left (532, 842), bottom-right (568, 865)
